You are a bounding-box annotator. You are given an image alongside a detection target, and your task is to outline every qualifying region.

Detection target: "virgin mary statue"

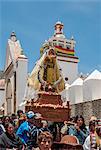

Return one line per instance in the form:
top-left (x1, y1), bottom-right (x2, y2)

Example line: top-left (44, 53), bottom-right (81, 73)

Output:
top-left (28, 46), bottom-right (65, 93)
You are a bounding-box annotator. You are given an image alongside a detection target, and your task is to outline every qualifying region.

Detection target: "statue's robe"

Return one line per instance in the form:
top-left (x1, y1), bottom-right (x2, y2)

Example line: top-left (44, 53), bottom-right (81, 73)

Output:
top-left (28, 50), bottom-right (65, 93)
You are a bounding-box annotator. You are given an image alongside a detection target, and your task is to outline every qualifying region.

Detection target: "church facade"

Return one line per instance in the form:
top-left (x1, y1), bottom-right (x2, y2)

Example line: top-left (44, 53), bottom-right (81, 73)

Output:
top-left (0, 32), bottom-right (28, 115)
top-left (0, 21), bottom-right (101, 117)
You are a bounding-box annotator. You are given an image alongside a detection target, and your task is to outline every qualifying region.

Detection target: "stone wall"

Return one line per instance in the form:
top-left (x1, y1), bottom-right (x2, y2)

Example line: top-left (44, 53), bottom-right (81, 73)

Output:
top-left (71, 99), bottom-right (101, 125)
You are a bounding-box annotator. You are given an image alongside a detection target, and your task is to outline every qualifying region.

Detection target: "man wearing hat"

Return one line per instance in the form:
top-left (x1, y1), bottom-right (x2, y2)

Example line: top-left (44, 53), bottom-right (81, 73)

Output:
top-left (16, 111), bottom-right (36, 146)
top-left (27, 112), bottom-right (50, 149)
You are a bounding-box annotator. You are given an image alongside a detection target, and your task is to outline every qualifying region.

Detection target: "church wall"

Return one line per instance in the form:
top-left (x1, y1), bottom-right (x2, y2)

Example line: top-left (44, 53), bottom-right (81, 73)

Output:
top-left (69, 87), bottom-right (76, 104)
top-left (71, 99), bottom-right (101, 125)
top-left (16, 58), bottom-right (28, 112)
top-left (83, 80), bottom-right (101, 101)
top-left (69, 86), bottom-right (83, 104)
top-left (89, 80), bottom-right (101, 100)
top-left (4, 69), bottom-right (15, 115)
top-left (58, 60), bottom-right (78, 84)
top-left (9, 75), bottom-right (15, 113)
top-left (0, 89), bottom-right (5, 107)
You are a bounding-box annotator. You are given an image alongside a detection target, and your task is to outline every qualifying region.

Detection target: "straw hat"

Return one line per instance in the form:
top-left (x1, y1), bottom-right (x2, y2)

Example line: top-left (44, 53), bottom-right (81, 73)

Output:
top-left (90, 116), bottom-right (97, 121)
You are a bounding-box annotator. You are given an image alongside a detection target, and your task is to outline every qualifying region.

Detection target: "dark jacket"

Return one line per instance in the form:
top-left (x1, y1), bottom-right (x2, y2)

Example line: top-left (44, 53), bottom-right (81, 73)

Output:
top-left (0, 125), bottom-right (4, 135)
top-left (69, 126), bottom-right (89, 145)
top-left (0, 132), bottom-right (23, 150)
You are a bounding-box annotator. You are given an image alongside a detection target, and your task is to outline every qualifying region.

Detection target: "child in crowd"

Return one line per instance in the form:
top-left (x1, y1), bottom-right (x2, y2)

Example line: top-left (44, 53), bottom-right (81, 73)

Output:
top-left (33, 131), bottom-right (53, 150)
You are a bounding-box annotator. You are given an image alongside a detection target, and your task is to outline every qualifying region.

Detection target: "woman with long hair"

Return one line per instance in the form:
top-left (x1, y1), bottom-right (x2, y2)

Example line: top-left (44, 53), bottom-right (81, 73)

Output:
top-left (69, 115), bottom-right (89, 145)
top-left (0, 122), bottom-right (24, 149)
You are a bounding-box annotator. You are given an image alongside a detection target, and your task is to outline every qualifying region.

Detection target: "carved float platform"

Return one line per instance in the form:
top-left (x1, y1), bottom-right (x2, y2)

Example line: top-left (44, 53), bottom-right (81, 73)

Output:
top-left (25, 92), bottom-right (71, 122)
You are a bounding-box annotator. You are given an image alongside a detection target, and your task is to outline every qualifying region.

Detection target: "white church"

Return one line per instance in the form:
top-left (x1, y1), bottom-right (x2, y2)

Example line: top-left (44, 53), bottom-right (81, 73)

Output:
top-left (0, 21), bottom-right (101, 116)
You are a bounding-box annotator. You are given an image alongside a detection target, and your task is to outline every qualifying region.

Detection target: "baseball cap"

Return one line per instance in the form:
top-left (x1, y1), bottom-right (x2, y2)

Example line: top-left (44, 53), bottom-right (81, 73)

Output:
top-left (27, 111), bottom-right (35, 119)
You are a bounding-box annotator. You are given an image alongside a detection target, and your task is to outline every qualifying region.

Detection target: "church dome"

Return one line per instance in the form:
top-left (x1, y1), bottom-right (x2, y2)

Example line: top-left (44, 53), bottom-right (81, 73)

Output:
top-left (84, 69), bottom-right (101, 81)
top-left (55, 21), bottom-right (64, 26)
top-left (83, 69), bottom-right (101, 101)
top-left (54, 21), bottom-right (65, 39)
top-left (55, 34), bottom-right (65, 39)
top-left (70, 77), bottom-right (83, 86)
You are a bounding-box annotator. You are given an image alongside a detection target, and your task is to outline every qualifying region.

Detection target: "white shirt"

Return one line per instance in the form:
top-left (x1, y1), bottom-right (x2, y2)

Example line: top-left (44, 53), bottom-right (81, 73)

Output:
top-left (83, 135), bottom-right (90, 150)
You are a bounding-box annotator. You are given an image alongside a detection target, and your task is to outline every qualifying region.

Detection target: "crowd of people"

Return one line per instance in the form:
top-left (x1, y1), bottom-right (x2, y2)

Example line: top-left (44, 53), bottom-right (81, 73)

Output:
top-left (0, 110), bottom-right (101, 150)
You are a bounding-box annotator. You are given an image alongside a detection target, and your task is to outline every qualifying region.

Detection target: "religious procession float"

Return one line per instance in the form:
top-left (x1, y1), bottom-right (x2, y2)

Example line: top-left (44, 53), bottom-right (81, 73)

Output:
top-left (25, 45), bottom-right (71, 122)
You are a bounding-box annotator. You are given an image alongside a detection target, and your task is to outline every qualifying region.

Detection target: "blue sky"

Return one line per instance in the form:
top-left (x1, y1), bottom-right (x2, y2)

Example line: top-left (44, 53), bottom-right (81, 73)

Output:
top-left (0, 0), bottom-right (101, 74)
